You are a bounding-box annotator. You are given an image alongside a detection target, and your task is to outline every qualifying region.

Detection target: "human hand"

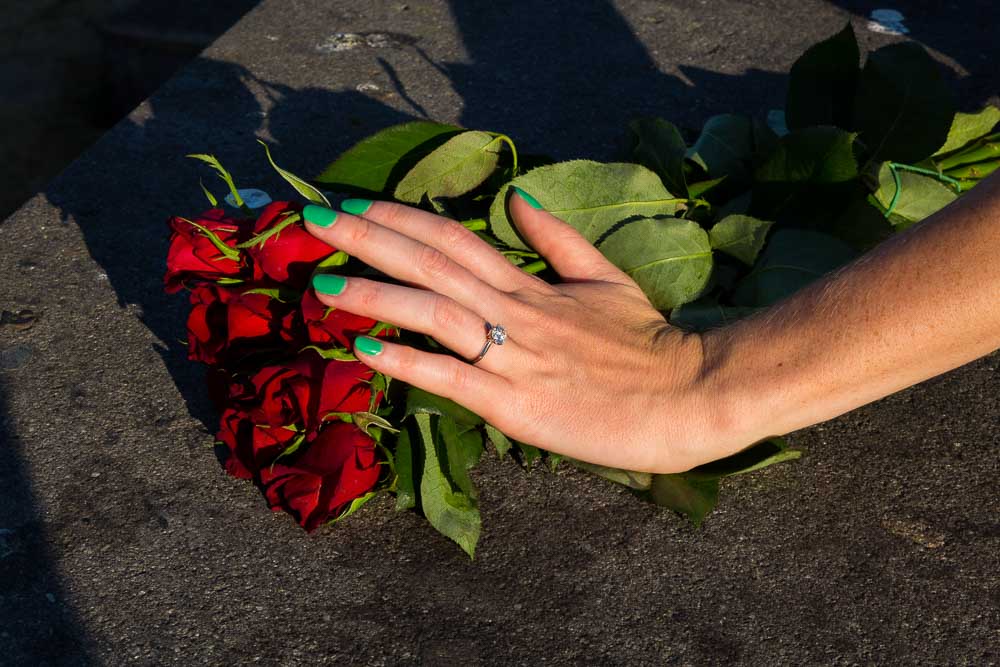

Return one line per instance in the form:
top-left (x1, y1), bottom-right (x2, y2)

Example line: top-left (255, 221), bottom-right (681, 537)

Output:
top-left (302, 190), bottom-right (731, 473)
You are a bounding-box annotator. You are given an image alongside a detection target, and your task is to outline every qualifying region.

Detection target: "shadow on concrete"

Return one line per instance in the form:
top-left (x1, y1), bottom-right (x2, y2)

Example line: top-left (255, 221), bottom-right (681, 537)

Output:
top-left (10, 0), bottom-right (999, 661)
top-left (0, 382), bottom-right (90, 665)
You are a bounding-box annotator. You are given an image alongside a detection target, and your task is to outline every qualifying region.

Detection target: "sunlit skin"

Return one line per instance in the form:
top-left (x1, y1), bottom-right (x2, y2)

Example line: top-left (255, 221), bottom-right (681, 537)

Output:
top-left (303, 175), bottom-right (1000, 474)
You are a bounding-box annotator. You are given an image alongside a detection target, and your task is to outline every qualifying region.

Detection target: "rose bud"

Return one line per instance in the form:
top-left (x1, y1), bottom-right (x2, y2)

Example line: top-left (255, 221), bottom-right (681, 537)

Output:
top-left (259, 421), bottom-right (382, 531)
top-left (236, 349), bottom-right (375, 432)
top-left (164, 209), bottom-right (251, 293)
top-left (300, 288), bottom-right (380, 348)
top-left (246, 202), bottom-right (337, 289)
top-left (186, 284), bottom-right (303, 368)
top-left (215, 407), bottom-right (300, 480)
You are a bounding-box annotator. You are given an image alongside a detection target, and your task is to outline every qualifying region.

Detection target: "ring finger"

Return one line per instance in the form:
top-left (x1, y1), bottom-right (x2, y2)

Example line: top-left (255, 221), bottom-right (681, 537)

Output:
top-left (312, 274), bottom-right (523, 372)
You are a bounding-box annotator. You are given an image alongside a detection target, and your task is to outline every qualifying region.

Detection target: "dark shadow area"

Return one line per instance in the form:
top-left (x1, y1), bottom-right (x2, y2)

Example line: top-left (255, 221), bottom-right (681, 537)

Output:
top-left (6, 0), bottom-right (998, 661)
top-left (0, 381), bottom-right (90, 665)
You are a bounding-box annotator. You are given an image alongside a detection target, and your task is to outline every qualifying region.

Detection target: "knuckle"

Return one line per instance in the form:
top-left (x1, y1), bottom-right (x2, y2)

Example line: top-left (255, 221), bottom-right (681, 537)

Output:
top-left (416, 245), bottom-right (452, 279)
top-left (438, 219), bottom-right (473, 249)
top-left (430, 297), bottom-right (465, 331)
top-left (443, 360), bottom-right (469, 393)
top-left (346, 217), bottom-right (373, 245)
top-left (377, 202), bottom-right (409, 227)
top-left (357, 281), bottom-right (383, 310)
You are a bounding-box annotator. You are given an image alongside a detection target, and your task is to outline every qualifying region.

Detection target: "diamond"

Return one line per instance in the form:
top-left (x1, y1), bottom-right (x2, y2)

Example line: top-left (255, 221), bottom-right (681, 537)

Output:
top-left (489, 324), bottom-right (507, 345)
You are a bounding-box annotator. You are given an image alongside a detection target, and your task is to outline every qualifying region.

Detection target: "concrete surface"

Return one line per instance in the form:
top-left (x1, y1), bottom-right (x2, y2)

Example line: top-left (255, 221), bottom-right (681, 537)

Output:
top-left (1, 1), bottom-right (998, 664)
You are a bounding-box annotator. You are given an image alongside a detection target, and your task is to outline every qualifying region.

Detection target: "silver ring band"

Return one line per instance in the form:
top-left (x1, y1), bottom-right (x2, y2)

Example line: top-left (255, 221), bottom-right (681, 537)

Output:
top-left (470, 322), bottom-right (507, 365)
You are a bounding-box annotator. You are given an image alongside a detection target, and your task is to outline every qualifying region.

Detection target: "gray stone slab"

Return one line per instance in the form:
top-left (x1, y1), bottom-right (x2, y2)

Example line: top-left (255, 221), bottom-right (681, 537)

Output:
top-left (1, 1), bottom-right (998, 664)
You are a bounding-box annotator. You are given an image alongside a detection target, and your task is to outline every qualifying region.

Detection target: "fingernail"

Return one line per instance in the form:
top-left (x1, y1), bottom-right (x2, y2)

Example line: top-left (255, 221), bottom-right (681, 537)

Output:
top-left (303, 204), bottom-right (338, 228)
top-left (354, 336), bottom-right (384, 356)
top-left (511, 185), bottom-right (543, 210)
top-left (312, 274), bottom-right (346, 296)
top-left (341, 198), bottom-right (373, 216)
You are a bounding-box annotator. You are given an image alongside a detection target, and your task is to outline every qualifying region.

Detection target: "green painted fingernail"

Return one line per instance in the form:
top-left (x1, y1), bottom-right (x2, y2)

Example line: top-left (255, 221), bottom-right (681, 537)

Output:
top-left (512, 186), bottom-right (543, 209)
top-left (312, 274), bottom-right (346, 296)
top-left (303, 204), bottom-right (338, 227)
top-left (341, 198), bottom-right (373, 216)
top-left (354, 336), bottom-right (383, 356)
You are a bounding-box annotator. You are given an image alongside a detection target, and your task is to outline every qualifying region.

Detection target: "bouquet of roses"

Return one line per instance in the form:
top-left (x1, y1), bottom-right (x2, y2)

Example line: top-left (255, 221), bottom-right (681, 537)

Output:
top-left (165, 25), bottom-right (998, 556)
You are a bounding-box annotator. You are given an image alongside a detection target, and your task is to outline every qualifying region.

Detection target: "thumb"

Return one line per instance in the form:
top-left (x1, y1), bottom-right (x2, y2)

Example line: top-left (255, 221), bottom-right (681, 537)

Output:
top-left (509, 186), bottom-right (629, 284)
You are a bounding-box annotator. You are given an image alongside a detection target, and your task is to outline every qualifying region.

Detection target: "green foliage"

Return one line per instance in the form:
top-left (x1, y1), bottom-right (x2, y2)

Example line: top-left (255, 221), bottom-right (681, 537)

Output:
top-left (315, 120), bottom-right (462, 195)
top-left (649, 438), bottom-right (800, 526)
top-left (254, 26), bottom-right (997, 555)
top-left (628, 117), bottom-right (689, 196)
top-left (733, 229), bottom-right (857, 307)
top-left (873, 163), bottom-right (957, 226)
top-left (708, 215), bottom-right (773, 265)
top-left (934, 106), bottom-right (1000, 157)
top-left (785, 22), bottom-right (859, 130)
top-left (489, 161), bottom-right (686, 250)
top-left (852, 42), bottom-right (955, 163)
top-left (394, 130), bottom-right (505, 204)
top-left (598, 217), bottom-right (712, 310)
top-left (258, 140), bottom-right (330, 206)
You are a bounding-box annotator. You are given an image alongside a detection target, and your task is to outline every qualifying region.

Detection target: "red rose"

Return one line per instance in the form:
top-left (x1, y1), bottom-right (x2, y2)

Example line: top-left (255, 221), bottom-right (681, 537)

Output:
top-left (164, 209), bottom-right (250, 293)
top-left (235, 349), bottom-right (376, 431)
top-left (300, 288), bottom-right (380, 348)
top-left (246, 202), bottom-right (336, 288)
top-left (187, 284), bottom-right (302, 367)
top-left (215, 408), bottom-right (299, 480)
top-left (259, 421), bottom-right (381, 531)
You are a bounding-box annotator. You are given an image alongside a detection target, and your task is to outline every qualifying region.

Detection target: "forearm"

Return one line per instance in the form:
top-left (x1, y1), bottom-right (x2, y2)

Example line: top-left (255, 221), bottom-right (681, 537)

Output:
top-left (702, 175), bottom-right (1000, 450)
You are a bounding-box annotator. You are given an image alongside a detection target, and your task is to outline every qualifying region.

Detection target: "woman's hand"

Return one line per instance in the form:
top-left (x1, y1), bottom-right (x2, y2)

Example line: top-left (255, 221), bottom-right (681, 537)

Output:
top-left (302, 190), bottom-right (729, 473)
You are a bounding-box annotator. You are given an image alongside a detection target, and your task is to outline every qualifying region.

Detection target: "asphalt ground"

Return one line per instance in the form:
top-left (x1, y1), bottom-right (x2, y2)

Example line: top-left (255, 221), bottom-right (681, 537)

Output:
top-left (1, 1), bottom-right (998, 664)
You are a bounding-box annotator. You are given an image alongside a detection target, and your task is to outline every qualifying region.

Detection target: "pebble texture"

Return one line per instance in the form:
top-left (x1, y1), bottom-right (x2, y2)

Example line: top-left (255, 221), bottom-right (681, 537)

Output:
top-left (1, 1), bottom-right (998, 664)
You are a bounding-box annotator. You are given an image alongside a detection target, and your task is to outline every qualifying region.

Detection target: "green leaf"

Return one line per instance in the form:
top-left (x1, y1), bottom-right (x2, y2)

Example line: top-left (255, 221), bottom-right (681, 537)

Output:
top-left (813, 188), bottom-right (895, 252)
top-left (649, 438), bottom-right (800, 526)
top-left (687, 176), bottom-right (726, 199)
top-left (755, 127), bottom-right (858, 184)
top-left (437, 416), bottom-right (485, 499)
top-left (394, 425), bottom-right (416, 510)
top-left (649, 474), bottom-right (720, 528)
top-left (567, 459), bottom-right (651, 490)
top-left (598, 217), bottom-right (712, 310)
top-left (873, 163), bottom-right (957, 225)
top-left (852, 42), bottom-right (956, 163)
top-left (329, 490), bottom-right (379, 524)
top-left (187, 153), bottom-right (247, 211)
top-left (198, 179), bottom-right (218, 207)
top-left (689, 437), bottom-right (800, 479)
top-left (485, 423), bottom-right (513, 460)
top-left (241, 287), bottom-right (301, 302)
top-left (516, 442), bottom-right (541, 469)
top-left (708, 214), bottom-right (774, 265)
top-left (413, 413), bottom-right (481, 558)
top-left (786, 22), bottom-right (860, 130)
top-left (315, 121), bottom-right (462, 195)
top-left (934, 106), bottom-right (1000, 157)
top-left (393, 130), bottom-right (503, 204)
top-left (174, 218), bottom-right (240, 261)
top-left (488, 161), bottom-right (684, 251)
top-left (257, 140), bottom-right (330, 206)
top-left (299, 345), bottom-right (357, 361)
top-left (733, 229), bottom-right (858, 307)
top-left (669, 299), bottom-right (761, 332)
top-left (628, 117), bottom-right (689, 196)
top-left (352, 411), bottom-right (399, 436)
top-left (405, 387), bottom-right (482, 427)
top-left (548, 454), bottom-right (564, 472)
top-left (686, 114), bottom-right (757, 182)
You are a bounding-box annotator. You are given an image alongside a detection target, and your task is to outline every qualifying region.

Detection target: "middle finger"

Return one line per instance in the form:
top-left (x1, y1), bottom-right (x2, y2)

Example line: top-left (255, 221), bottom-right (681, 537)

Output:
top-left (303, 207), bottom-right (508, 317)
